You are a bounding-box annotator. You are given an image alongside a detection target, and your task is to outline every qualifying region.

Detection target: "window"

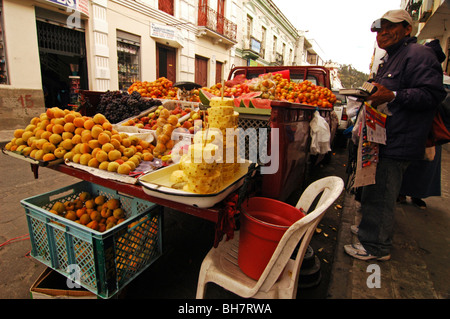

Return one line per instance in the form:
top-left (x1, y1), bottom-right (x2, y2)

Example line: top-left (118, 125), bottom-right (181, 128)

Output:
top-left (159, 0), bottom-right (174, 16)
top-left (247, 15), bottom-right (253, 42)
top-left (117, 31), bottom-right (141, 91)
top-left (273, 35), bottom-right (277, 60)
top-left (261, 26), bottom-right (266, 59)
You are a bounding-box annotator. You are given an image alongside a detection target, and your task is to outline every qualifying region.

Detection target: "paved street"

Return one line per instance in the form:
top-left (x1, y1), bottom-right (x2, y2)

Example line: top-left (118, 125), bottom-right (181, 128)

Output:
top-left (0, 136), bottom-right (449, 303)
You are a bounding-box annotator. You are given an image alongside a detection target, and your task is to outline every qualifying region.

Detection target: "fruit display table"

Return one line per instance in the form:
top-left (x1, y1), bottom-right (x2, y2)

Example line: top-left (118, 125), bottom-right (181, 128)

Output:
top-left (44, 163), bottom-right (222, 223)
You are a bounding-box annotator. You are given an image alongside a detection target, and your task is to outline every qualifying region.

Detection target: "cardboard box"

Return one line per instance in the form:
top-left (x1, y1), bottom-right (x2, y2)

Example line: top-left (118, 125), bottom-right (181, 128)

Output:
top-left (30, 268), bottom-right (97, 299)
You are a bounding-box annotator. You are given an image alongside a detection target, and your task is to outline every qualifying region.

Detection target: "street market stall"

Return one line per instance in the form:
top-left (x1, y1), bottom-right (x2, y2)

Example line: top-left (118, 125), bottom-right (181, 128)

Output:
top-left (2, 68), bottom-right (336, 298)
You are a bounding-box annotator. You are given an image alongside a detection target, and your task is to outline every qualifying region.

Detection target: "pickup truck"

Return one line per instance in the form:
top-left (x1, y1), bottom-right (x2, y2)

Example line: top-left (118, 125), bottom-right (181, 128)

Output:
top-left (225, 66), bottom-right (338, 201)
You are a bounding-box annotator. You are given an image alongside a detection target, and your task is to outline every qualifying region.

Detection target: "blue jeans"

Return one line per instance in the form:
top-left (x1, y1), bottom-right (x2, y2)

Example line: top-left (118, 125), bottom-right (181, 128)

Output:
top-left (358, 157), bottom-right (410, 257)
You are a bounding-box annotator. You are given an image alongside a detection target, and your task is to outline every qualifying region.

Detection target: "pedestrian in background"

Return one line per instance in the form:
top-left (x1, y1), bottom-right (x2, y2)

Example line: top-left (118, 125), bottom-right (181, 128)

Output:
top-left (398, 39), bottom-right (448, 210)
top-left (344, 9), bottom-right (447, 260)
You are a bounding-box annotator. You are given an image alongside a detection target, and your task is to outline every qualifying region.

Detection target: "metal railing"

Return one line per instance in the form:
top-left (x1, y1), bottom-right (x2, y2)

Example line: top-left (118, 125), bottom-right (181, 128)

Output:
top-left (198, 5), bottom-right (237, 42)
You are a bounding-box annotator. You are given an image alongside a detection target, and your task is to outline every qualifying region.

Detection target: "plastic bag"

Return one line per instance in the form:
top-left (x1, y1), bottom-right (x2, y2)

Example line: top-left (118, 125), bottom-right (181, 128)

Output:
top-left (310, 111), bottom-right (331, 155)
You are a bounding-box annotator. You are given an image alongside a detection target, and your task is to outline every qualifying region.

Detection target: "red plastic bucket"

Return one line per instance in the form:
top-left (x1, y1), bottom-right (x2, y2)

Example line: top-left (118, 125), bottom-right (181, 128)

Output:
top-left (237, 197), bottom-right (305, 280)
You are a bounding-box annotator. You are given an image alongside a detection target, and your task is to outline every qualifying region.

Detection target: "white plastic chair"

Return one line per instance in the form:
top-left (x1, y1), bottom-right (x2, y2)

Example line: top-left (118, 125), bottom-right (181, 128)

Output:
top-left (196, 176), bottom-right (344, 299)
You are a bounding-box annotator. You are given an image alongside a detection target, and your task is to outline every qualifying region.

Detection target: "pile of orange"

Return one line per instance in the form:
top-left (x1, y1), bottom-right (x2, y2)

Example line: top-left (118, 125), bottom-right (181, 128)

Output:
top-left (4, 107), bottom-right (155, 174)
top-left (275, 79), bottom-right (336, 107)
top-left (127, 77), bottom-right (178, 99)
top-left (49, 191), bottom-right (126, 232)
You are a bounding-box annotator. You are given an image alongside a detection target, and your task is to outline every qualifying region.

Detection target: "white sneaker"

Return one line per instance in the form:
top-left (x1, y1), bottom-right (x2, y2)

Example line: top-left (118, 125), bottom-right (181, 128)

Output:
top-left (344, 243), bottom-right (391, 261)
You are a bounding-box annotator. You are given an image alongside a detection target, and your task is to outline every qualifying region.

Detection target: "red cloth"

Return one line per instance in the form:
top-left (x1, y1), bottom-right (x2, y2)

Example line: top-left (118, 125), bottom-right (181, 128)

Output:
top-left (214, 192), bottom-right (239, 248)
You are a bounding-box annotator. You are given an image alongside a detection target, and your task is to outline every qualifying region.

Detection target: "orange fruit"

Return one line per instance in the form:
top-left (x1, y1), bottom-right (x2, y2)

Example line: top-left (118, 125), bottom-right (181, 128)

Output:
top-left (86, 220), bottom-right (99, 231)
top-left (64, 122), bottom-right (76, 133)
top-left (84, 119), bottom-right (95, 130)
top-left (52, 124), bottom-right (64, 134)
top-left (90, 210), bottom-right (102, 222)
top-left (76, 208), bottom-right (87, 218)
top-left (65, 211), bottom-right (77, 221)
top-left (97, 132), bottom-right (111, 145)
top-left (73, 117), bottom-right (85, 128)
top-left (79, 214), bottom-right (91, 225)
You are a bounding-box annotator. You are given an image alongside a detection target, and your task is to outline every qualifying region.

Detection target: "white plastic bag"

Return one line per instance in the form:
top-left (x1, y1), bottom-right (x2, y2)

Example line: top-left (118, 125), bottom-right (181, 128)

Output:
top-left (310, 111), bottom-right (331, 155)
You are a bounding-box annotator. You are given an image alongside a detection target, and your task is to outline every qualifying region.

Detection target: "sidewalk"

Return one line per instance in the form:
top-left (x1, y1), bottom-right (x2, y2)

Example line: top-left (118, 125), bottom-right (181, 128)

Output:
top-left (328, 144), bottom-right (450, 299)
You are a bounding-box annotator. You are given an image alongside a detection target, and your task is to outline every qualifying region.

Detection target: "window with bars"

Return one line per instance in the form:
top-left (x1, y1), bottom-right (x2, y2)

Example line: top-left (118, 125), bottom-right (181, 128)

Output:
top-left (36, 20), bottom-right (85, 56)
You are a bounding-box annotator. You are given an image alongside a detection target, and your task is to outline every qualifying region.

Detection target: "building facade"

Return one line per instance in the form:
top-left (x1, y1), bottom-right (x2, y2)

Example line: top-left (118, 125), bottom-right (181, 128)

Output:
top-left (0, 0), bottom-right (329, 129)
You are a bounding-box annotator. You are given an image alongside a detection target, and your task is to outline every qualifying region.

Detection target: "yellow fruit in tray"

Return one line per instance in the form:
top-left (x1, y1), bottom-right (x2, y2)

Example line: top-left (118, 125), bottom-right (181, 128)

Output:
top-left (63, 122), bottom-right (76, 133)
top-left (54, 147), bottom-right (67, 159)
top-left (79, 153), bottom-right (92, 166)
top-left (117, 163), bottom-right (131, 175)
top-left (98, 161), bottom-right (109, 171)
top-left (88, 158), bottom-right (100, 168)
top-left (95, 150), bottom-right (108, 163)
top-left (42, 153), bottom-right (56, 162)
top-left (98, 132), bottom-right (111, 145)
top-left (61, 131), bottom-right (74, 141)
top-left (124, 160), bottom-right (136, 171)
top-left (21, 131), bottom-right (34, 142)
top-left (14, 129), bottom-right (25, 138)
top-left (42, 142), bottom-right (56, 154)
top-left (101, 142), bottom-right (115, 153)
top-left (107, 161), bottom-right (120, 172)
top-left (52, 124), bottom-right (64, 135)
top-left (83, 119), bottom-right (95, 130)
top-left (49, 133), bottom-right (62, 145)
top-left (72, 153), bottom-right (81, 163)
top-left (93, 113), bottom-right (107, 125)
top-left (64, 151), bottom-right (74, 161)
top-left (64, 113), bottom-right (75, 123)
top-left (90, 125), bottom-right (103, 139)
top-left (60, 139), bottom-right (74, 151)
top-left (73, 117), bottom-right (85, 128)
top-left (108, 149), bottom-right (122, 161)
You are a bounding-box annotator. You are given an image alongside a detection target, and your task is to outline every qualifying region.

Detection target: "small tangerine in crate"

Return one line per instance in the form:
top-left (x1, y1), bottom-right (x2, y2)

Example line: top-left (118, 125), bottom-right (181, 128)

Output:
top-left (113, 208), bottom-right (125, 220)
top-left (79, 191), bottom-right (91, 202)
top-left (79, 214), bottom-right (91, 225)
top-left (106, 198), bottom-right (120, 210)
top-left (94, 195), bottom-right (106, 206)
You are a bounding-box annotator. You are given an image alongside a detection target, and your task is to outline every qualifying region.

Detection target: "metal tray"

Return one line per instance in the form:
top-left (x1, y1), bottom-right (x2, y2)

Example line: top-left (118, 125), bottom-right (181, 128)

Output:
top-left (2, 148), bottom-right (64, 167)
top-left (138, 161), bottom-right (252, 208)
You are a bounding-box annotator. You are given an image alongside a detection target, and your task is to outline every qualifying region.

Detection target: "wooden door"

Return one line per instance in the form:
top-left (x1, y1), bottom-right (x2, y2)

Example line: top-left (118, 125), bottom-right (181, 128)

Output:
top-left (156, 43), bottom-right (176, 83)
top-left (216, 61), bottom-right (223, 84)
top-left (195, 56), bottom-right (208, 88)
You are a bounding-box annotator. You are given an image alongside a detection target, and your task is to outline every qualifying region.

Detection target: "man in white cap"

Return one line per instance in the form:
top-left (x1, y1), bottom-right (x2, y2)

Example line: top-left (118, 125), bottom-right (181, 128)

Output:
top-left (344, 9), bottom-right (446, 260)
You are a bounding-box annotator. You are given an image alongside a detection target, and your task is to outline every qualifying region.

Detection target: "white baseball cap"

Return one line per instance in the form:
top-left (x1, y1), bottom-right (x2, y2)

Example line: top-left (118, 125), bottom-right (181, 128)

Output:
top-left (371, 9), bottom-right (413, 32)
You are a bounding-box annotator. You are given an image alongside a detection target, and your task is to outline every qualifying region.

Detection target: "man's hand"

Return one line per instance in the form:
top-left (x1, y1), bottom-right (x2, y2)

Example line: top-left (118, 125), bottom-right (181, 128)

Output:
top-left (368, 82), bottom-right (396, 107)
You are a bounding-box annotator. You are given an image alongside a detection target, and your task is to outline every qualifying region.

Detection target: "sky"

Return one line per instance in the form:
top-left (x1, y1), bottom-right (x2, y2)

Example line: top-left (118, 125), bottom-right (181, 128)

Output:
top-left (272, 0), bottom-right (402, 74)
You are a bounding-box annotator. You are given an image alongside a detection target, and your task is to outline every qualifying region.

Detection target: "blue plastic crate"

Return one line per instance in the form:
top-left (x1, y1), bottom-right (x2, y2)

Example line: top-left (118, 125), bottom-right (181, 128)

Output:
top-left (21, 181), bottom-right (162, 299)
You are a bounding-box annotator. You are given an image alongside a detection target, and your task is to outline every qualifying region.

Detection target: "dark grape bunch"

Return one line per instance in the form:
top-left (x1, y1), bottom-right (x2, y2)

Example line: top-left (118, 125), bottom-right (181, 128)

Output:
top-left (97, 90), bottom-right (162, 124)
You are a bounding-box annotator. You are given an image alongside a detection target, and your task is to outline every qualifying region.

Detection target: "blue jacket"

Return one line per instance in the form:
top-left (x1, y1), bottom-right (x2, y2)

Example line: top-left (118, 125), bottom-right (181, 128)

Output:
top-left (374, 37), bottom-right (446, 160)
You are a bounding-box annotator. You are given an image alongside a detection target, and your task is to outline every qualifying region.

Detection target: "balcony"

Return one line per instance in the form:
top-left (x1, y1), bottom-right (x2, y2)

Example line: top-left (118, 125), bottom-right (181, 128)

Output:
top-left (197, 5), bottom-right (237, 45)
top-left (242, 36), bottom-right (261, 60)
